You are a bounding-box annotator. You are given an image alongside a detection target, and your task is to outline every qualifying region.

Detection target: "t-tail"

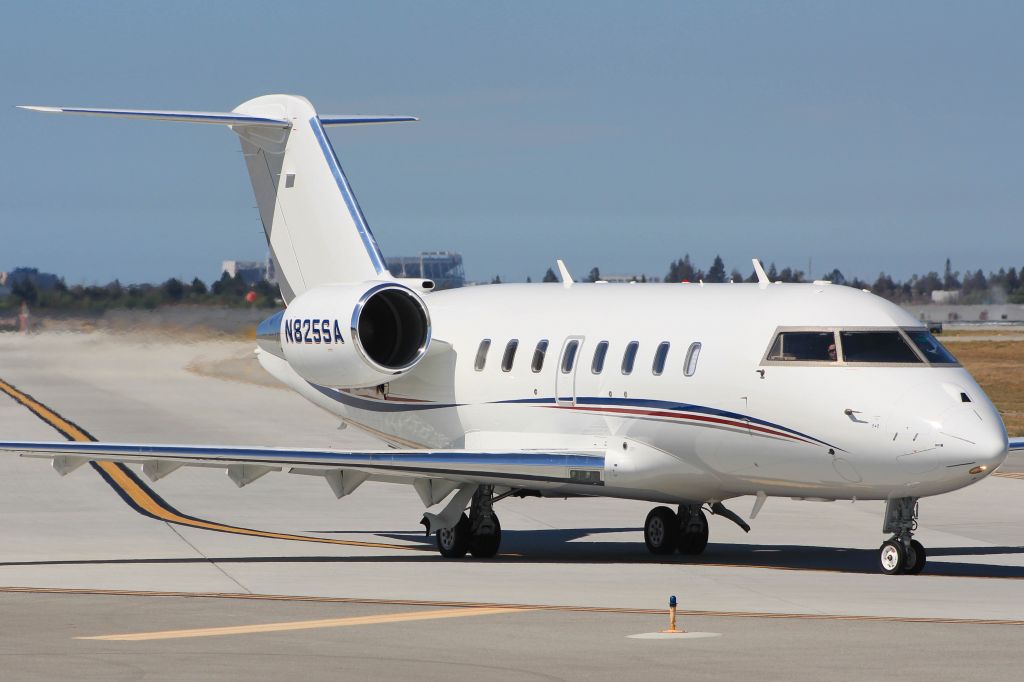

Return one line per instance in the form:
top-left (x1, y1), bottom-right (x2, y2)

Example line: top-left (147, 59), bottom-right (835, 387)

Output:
top-left (19, 95), bottom-right (417, 301)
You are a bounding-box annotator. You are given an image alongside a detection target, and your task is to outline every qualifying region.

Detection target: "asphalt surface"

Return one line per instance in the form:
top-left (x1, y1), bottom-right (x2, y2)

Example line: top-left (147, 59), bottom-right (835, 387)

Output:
top-left (1, 331), bottom-right (1022, 680)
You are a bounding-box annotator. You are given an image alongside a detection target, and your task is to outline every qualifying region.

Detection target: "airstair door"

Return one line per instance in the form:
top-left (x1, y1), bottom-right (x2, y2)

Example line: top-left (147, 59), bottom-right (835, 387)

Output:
top-left (555, 336), bottom-right (584, 406)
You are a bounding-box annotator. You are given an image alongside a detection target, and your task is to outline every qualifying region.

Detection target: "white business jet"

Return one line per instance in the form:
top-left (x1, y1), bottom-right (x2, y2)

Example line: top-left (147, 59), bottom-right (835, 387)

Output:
top-left (5, 95), bottom-right (1020, 575)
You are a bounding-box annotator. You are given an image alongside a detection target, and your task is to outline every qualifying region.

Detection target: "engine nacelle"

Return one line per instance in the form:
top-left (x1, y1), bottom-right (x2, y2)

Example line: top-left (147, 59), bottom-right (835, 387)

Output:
top-left (264, 282), bottom-right (431, 388)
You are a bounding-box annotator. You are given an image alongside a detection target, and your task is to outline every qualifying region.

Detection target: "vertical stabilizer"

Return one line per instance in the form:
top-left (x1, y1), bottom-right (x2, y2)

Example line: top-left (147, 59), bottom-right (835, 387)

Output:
top-left (232, 95), bottom-right (392, 301)
top-left (19, 95), bottom-right (413, 302)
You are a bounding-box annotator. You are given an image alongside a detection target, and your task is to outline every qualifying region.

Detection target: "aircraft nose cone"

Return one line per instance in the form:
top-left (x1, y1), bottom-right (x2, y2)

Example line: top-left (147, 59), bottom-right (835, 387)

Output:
top-left (938, 405), bottom-right (1008, 473)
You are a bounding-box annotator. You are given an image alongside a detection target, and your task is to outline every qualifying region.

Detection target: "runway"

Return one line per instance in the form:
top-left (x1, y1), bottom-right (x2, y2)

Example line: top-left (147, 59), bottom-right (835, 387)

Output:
top-left (1, 331), bottom-right (1023, 679)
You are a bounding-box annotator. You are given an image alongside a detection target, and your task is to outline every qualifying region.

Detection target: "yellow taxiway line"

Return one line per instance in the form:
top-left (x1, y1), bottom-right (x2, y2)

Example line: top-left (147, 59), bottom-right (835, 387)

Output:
top-left (78, 606), bottom-right (525, 641)
top-left (3, 587), bottom-right (1023, 628)
top-left (0, 377), bottom-right (432, 553)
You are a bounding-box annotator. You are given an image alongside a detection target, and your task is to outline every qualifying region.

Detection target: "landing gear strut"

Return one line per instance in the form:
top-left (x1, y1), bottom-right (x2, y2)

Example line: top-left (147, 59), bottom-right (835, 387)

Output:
top-left (434, 485), bottom-right (502, 559)
top-left (643, 504), bottom-right (710, 556)
top-left (879, 497), bottom-right (926, 575)
top-left (677, 504), bottom-right (709, 555)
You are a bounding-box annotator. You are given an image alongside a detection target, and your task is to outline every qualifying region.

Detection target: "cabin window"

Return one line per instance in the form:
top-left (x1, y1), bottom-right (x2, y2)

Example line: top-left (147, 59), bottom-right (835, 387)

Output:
top-left (905, 330), bottom-right (958, 365)
top-left (621, 341), bottom-right (639, 375)
top-left (592, 341), bottom-right (609, 374)
top-left (561, 340), bottom-right (580, 374)
top-left (474, 339), bottom-right (491, 371)
top-left (840, 331), bottom-right (921, 363)
top-left (531, 339), bottom-right (549, 373)
top-left (652, 342), bottom-right (670, 375)
top-left (767, 331), bottom-right (837, 362)
top-left (684, 342), bottom-right (701, 376)
top-left (501, 339), bottom-right (519, 372)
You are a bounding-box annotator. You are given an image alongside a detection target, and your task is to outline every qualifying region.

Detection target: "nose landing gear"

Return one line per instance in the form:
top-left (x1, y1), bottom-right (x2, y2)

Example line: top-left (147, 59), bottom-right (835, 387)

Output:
top-left (879, 497), bottom-right (926, 575)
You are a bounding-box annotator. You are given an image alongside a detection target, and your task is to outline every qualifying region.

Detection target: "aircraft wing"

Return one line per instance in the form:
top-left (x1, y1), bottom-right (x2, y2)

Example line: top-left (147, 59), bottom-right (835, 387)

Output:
top-left (0, 440), bottom-right (606, 495)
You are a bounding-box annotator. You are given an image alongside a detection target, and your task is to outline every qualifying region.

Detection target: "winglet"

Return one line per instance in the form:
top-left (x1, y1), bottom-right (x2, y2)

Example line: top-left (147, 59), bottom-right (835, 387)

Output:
top-left (752, 258), bottom-right (770, 289)
top-left (556, 259), bottom-right (574, 289)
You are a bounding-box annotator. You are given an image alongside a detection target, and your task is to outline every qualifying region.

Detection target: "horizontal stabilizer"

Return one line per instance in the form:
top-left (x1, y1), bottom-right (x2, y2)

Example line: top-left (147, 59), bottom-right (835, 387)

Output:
top-left (17, 105), bottom-right (292, 127)
top-left (319, 115), bottom-right (418, 126)
top-left (18, 107), bottom-right (417, 129)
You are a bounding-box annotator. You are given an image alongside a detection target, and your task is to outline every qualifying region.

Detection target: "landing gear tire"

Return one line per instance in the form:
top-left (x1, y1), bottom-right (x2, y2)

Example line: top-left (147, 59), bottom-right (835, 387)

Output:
top-left (644, 506), bottom-right (679, 555)
top-left (436, 513), bottom-right (471, 558)
top-left (879, 539), bottom-right (906, 575)
top-left (906, 539), bottom-right (927, 575)
top-left (880, 497), bottom-right (926, 575)
top-left (469, 514), bottom-right (502, 558)
top-left (678, 509), bottom-right (709, 555)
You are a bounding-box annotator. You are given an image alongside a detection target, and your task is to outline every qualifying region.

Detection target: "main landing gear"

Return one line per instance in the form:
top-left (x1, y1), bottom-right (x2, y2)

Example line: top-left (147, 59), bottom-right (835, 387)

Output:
top-left (435, 485), bottom-right (502, 559)
top-left (879, 497), bottom-right (926, 575)
top-left (644, 504), bottom-right (710, 555)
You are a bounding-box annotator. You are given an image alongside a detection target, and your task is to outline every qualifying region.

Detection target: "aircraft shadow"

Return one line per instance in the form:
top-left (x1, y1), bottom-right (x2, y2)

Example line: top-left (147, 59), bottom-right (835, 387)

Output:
top-left (2, 528), bottom-right (1021, 578)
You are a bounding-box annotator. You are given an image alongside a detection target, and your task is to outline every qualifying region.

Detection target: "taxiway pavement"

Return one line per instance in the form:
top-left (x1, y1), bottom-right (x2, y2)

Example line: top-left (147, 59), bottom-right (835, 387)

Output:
top-left (1, 332), bottom-right (1022, 679)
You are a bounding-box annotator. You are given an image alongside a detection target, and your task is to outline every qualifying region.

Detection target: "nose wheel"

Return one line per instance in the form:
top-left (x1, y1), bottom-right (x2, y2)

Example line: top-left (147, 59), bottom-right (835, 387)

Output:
top-left (879, 497), bottom-right (927, 575)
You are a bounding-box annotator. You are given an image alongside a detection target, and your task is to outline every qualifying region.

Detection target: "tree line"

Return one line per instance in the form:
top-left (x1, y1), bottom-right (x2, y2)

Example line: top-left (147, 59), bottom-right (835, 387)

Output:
top-left (5, 256), bottom-right (1024, 312)
top-left (535, 255), bottom-right (1024, 305)
top-left (1, 272), bottom-right (279, 312)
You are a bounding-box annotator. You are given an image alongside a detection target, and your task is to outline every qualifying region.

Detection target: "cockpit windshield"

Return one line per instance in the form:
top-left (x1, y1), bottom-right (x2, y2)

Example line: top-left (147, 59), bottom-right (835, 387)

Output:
top-left (905, 329), bottom-right (958, 364)
top-left (840, 331), bottom-right (920, 363)
top-left (763, 327), bottom-right (960, 366)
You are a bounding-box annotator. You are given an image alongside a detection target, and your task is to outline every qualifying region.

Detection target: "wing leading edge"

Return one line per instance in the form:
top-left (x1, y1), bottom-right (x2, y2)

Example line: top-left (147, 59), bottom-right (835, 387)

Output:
top-left (0, 441), bottom-right (605, 491)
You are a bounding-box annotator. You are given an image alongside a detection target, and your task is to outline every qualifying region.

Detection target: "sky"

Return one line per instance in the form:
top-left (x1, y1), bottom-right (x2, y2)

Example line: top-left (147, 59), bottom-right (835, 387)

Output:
top-left (1, 1), bottom-right (1021, 285)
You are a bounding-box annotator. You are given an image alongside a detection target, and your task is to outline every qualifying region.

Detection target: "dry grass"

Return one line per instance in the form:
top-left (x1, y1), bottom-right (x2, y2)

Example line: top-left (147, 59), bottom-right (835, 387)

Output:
top-left (945, 340), bottom-right (1024, 436)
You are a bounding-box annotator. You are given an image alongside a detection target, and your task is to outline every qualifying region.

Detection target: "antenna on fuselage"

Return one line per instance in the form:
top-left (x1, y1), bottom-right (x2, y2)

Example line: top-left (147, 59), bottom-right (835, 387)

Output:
top-left (556, 259), bottom-right (574, 289)
top-left (752, 258), bottom-right (770, 290)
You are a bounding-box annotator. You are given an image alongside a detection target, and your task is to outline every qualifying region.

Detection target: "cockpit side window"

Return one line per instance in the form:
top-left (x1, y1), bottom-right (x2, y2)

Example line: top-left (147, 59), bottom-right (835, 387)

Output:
top-left (767, 331), bottom-right (837, 362)
top-left (905, 330), bottom-right (958, 364)
top-left (840, 331), bottom-right (921, 363)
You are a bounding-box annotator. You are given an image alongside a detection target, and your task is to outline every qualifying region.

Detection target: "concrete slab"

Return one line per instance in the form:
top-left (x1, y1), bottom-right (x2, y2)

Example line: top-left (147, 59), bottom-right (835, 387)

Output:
top-left (1, 331), bottom-right (1023, 677)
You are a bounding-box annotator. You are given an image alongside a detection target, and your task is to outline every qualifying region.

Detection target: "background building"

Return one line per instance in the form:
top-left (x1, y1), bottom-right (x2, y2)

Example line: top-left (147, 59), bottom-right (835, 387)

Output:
top-left (386, 251), bottom-right (465, 289)
top-left (221, 259), bottom-right (276, 286)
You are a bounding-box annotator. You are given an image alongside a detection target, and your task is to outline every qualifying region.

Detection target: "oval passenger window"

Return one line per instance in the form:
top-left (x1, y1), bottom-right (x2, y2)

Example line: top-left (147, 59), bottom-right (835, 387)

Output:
top-left (561, 340), bottom-right (580, 374)
top-left (684, 342), bottom-right (701, 377)
top-left (474, 339), bottom-right (491, 371)
top-left (531, 339), bottom-right (549, 373)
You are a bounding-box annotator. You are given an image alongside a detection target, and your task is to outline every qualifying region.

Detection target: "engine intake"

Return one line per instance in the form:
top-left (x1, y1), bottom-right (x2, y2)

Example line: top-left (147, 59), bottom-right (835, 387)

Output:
top-left (352, 283), bottom-right (431, 372)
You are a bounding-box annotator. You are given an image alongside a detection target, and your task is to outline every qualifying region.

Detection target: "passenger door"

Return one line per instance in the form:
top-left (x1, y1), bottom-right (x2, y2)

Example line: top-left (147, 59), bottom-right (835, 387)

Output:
top-left (555, 336), bottom-right (584, 406)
